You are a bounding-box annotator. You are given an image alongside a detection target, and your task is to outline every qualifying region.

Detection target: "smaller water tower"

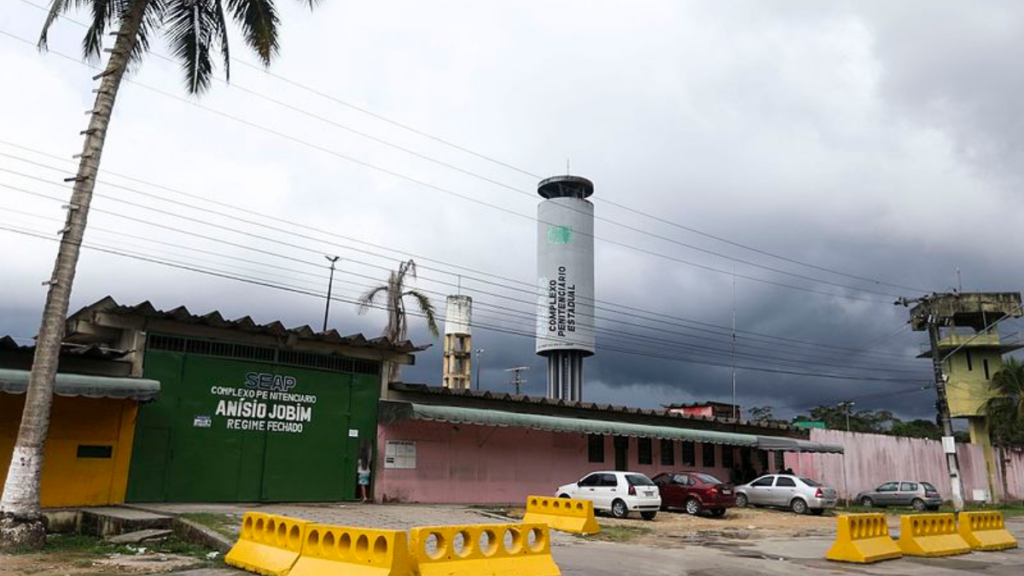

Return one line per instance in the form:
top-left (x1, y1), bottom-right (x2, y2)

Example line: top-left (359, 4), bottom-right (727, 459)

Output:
top-left (442, 295), bottom-right (473, 391)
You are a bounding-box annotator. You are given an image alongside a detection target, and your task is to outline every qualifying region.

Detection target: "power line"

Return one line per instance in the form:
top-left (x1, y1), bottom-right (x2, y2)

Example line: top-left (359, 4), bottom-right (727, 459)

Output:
top-left (0, 27), bottom-right (915, 303)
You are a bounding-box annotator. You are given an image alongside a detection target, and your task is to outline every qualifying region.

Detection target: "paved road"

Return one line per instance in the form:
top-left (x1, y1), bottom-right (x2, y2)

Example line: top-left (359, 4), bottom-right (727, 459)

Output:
top-left (156, 511), bottom-right (1024, 576)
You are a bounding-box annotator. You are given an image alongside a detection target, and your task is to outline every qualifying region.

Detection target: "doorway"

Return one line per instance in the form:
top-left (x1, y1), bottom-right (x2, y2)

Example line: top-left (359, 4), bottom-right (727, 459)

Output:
top-left (613, 436), bottom-right (629, 471)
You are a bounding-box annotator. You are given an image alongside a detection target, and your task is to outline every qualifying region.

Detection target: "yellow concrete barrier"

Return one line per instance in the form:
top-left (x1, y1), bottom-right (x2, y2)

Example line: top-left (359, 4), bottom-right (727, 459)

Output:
top-left (522, 496), bottom-right (600, 535)
top-left (226, 513), bottom-right (309, 576)
top-left (897, 514), bottom-right (971, 557)
top-left (958, 511), bottom-right (1018, 551)
top-left (825, 514), bottom-right (902, 564)
top-left (289, 524), bottom-right (412, 576)
top-left (409, 523), bottom-right (561, 576)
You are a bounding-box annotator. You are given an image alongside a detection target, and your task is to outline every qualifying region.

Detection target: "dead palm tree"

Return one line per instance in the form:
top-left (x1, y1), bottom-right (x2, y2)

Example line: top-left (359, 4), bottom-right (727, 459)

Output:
top-left (0, 0), bottom-right (325, 548)
top-left (358, 260), bottom-right (439, 382)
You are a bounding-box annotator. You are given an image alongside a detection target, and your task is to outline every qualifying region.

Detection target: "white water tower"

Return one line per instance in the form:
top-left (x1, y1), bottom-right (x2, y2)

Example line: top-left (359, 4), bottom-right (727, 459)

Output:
top-left (535, 175), bottom-right (595, 401)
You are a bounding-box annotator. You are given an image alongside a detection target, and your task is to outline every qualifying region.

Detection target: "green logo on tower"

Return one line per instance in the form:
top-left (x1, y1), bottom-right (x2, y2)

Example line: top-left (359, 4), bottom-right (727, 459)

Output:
top-left (547, 225), bottom-right (573, 245)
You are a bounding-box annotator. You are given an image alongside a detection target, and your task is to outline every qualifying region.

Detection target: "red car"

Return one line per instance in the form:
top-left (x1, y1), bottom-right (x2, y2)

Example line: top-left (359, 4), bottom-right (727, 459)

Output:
top-left (651, 472), bottom-right (736, 517)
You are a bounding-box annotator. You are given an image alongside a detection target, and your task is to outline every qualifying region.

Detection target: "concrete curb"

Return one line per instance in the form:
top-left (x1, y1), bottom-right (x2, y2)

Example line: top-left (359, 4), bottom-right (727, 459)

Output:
top-left (171, 518), bottom-right (233, 554)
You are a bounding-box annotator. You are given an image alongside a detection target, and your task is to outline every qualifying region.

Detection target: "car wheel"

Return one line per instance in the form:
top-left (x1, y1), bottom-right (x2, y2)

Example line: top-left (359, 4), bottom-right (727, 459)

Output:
top-left (791, 498), bottom-right (809, 515)
top-left (912, 498), bottom-right (926, 512)
top-left (736, 494), bottom-right (748, 507)
top-left (860, 497), bottom-right (873, 507)
top-left (685, 498), bottom-right (702, 516)
top-left (611, 499), bottom-right (628, 519)
top-left (558, 494), bottom-right (571, 499)
top-left (641, 511), bottom-right (658, 521)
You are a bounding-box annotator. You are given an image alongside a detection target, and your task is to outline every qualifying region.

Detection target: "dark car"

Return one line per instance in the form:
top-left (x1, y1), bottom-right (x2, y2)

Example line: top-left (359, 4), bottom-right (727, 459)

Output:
top-left (651, 472), bottom-right (736, 516)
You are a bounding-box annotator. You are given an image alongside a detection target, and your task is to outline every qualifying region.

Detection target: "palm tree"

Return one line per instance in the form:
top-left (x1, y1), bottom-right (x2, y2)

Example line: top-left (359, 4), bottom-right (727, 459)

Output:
top-left (985, 357), bottom-right (1024, 501)
top-left (358, 260), bottom-right (439, 382)
top-left (0, 0), bottom-right (325, 548)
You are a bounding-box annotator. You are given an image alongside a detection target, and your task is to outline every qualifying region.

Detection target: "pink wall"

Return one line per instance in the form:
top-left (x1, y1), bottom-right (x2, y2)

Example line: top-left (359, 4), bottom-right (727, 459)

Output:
top-left (783, 429), bottom-right (1024, 501)
top-left (376, 421), bottom-right (774, 504)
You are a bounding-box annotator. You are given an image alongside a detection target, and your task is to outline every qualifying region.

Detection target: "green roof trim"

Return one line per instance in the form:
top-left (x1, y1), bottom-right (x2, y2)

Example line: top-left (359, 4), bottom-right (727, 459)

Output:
top-left (0, 368), bottom-right (160, 401)
top-left (380, 401), bottom-right (759, 447)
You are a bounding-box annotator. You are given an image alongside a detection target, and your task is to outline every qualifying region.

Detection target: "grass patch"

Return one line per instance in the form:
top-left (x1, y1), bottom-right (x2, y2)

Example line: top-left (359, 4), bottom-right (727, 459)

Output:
top-left (180, 512), bottom-right (240, 539)
top-left (585, 525), bottom-right (652, 543)
top-left (7, 532), bottom-right (222, 567)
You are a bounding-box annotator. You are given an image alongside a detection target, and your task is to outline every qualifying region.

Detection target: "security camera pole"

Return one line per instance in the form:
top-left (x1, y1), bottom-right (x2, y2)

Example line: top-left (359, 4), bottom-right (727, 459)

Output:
top-left (897, 295), bottom-right (965, 511)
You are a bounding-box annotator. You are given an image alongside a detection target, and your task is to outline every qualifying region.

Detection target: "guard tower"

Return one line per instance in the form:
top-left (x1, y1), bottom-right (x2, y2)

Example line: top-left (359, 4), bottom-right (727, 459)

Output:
top-left (442, 295), bottom-right (472, 391)
top-left (910, 292), bottom-right (1023, 501)
top-left (535, 175), bottom-right (596, 401)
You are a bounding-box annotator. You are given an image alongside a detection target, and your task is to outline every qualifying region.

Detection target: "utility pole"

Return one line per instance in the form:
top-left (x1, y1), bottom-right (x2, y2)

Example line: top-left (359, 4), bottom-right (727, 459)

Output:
top-left (322, 256), bottom-right (341, 332)
top-left (474, 348), bottom-right (485, 391)
top-left (897, 295), bottom-right (966, 511)
top-left (838, 401), bottom-right (855, 432)
top-left (505, 367), bottom-right (529, 395)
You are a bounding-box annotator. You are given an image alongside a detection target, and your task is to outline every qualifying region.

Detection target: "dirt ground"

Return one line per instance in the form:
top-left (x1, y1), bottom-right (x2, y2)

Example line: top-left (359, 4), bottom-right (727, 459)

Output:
top-left (0, 534), bottom-right (220, 576)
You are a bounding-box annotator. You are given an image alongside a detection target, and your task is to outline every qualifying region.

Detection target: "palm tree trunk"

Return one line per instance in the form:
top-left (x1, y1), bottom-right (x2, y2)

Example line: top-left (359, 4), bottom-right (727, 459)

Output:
top-left (0, 0), bottom-right (151, 548)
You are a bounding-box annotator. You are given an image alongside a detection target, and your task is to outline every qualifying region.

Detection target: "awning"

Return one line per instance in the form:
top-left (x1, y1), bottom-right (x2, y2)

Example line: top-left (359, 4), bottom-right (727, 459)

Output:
top-left (380, 401), bottom-right (758, 447)
top-left (756, 435), bottom-right (844, 454)
top-left (0, 368), bottom-right (160, 401)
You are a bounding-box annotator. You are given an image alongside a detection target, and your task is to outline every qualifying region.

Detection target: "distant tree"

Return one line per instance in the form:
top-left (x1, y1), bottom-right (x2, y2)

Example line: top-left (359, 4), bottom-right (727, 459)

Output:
top-left (890, 419), bottom-right (943, 440)
top-left (747, 405), bottom-right (786, 426)
top-left (987, 358), bottom-right (1024, 447)
top-left (357, 259), bottom-right (439, 382)
top-left (795, 405), bottom-right (897, 434)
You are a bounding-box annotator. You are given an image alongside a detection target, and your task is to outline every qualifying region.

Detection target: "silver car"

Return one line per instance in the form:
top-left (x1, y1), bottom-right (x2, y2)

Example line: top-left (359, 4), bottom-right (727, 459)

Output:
top-left (735, 474), bottom-right (837, 515)
top-left (855, 481), bottom-right (942, 511)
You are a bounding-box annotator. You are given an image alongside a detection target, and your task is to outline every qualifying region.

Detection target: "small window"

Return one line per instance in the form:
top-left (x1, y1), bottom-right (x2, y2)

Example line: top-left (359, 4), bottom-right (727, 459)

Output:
top-left (682, 442), bottom-right (696, 466)
top-left (600, 474), bottom-right (619, 487)
top-left (774, 451), bottom-right (785, 471)
top-left (588, 435), bottom-right (605, 463)
top-left (922, 482), bottom-right (938, 492)
top-left (578, 474), bottom-right (600, 487)
top-left (77, 445), bottom-right (113, 459)
top-left (901, 482), bottom-right (918, 492)
top-left (877, 482), bottom-right (898, 493)
top-left (800, 477), bottom-right (822, 487)
top-left (638, 438), bottom-right (653, 465)
top-left (751, 476), bottom-right (774, 487)
top-left (660, 439), bottom-right (675, 466)
top-left (966, 349), bottom-right (973, 371)
top-left (673, 474), bottom-right (692, 486)
top-left (702, 443), bottom-right (716, 468)
top-left (984, 359), bottom-right (990, 380)
top-left (776, 477), bottom-right (796, 487)
top-left (722, 446), bottom-right (735, 469)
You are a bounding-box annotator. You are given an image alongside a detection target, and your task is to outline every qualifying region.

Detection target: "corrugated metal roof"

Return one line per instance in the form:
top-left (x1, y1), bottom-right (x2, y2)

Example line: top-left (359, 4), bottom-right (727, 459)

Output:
top-left (68, 296), bottom-right (426, 354)
top-left (0, 368), bottom-right (160, 401)
top-left (380, 401), bottom-right (759, 446)
top-left (388, 382), bottom-right (793, 431)
top-left (0, 336), bottom-right (130, 360)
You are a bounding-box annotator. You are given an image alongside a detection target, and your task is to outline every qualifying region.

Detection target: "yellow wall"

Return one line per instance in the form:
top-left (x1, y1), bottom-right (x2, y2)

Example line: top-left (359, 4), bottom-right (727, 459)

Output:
top-left (944, 347), bottom-right (1004, 417)
top-left (0, 394), bottom-right (138, 508)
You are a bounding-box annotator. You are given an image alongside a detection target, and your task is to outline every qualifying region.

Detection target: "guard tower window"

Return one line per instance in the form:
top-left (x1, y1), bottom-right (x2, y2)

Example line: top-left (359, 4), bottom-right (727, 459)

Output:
top-left (984, 359), bottom-right (990, 380)
top-left (588, 435), bottom-right (605, 463)
top-left (966, 349), bottom-right (973, 371)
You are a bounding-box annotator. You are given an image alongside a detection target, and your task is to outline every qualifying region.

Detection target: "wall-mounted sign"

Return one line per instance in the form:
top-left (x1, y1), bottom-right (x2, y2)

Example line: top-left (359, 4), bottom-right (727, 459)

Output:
top-left (348, 429), bottom-right (359, 438)
top-left (384, 440), bottom-right (416, 469)
top-left (193, 415), bottom-right (212, 428)
top-left (209, 372), bottom-right (317, 434)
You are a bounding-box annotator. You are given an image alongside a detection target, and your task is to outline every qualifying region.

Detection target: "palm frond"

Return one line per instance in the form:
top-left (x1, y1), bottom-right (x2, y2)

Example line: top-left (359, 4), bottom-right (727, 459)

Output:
top-left (226, 0), bottom-right (280, 66)
top-left (165, 0), bottom-right (218, 93)
top-left (211, 0), bottom-right (231, 81)
top-left (357, 285), bottom-right (388, 315)
top-left (38, 0), bottom-right (73, 51)
top-left (81, 0), bottom-right (117, 60)
top-left (295, 0), bottom-right (320, 9)
top-left (404, 289), bottom-right (439, 338)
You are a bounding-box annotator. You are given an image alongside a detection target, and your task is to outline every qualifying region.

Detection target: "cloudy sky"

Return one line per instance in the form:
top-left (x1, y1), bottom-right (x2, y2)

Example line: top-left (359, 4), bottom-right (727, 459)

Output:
top-left (2, 0), bottom-right (1022, 422)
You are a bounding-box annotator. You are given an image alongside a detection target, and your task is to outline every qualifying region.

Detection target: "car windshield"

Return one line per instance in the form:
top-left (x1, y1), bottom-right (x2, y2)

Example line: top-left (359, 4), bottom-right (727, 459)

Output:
top-left (693, 474), bottom-right (722, 484)
top-left (922, 482), bottom-right (938, 492)
top-left (626, 474), bottom-right (655, 486)
top-left (800, 477), bottom-right (822, 487)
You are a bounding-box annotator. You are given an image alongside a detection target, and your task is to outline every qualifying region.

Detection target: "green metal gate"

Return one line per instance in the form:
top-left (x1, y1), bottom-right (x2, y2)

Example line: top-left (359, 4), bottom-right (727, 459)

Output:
top-left (126, 335), bottom-right (380, 503)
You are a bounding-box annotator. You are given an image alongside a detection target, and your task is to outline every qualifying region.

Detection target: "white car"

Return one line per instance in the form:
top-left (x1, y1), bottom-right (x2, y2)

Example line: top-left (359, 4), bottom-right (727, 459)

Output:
top-left (557, 471), bottom-right (661, 520)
